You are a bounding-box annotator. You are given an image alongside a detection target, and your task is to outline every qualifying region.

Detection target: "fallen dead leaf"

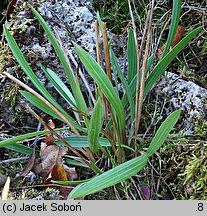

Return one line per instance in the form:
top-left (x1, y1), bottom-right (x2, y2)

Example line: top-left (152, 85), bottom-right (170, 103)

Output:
top-left (45, 120), bottom-right (56, 146)
top-left (172, 25), bottom-right (185, 47)
top-left (33, 141), bottom-right (77, 178)
top-left (6, 0), bottom-right (17, 21)
top-left (157, 25), bottom-right (185, 59)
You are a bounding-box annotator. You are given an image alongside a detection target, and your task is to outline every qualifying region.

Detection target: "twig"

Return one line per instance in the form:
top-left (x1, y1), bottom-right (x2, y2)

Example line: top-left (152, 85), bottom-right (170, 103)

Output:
top-left (18, 120), bottom-right (42, 178)
top-left (134, 1), bottom-right (154, 142)
top-left (94, 20), bottom-right (101, 65)
top-left (21, 102), bottom-right (98, 174)
top-left (0, 157), bottom-right (29, 165)
top-left (94, 20), bottom-right (107, 118)
top-left (102, 22), bottom-right (112, 82)
top-left (102, 22), bottom-right (126, 161)
top-left (3, 71), bottom-right (80, 136)
top-left (53, 27), bottom-right (75, 79)
top-left (67, 50), bottom-right (96, 104)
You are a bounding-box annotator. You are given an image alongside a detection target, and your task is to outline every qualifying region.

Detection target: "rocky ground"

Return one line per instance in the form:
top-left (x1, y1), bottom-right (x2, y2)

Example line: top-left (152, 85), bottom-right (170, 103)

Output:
top-left (0, 0), bottom-right (207, 199)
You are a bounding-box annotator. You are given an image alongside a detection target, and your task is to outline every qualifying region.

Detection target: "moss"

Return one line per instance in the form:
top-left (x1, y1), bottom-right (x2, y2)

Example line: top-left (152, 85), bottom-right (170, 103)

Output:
top-left (152, 136), bottom-right (207, 200)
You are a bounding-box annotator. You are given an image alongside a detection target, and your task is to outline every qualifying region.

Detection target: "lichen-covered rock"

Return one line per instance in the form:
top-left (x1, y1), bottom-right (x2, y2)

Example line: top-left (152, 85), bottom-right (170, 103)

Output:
top-left (157, 72), bottom-right (207, 135)
top-left (38, 0), bottom-right (96, 55)
top-left (0, 0), bottom-right (97, 127)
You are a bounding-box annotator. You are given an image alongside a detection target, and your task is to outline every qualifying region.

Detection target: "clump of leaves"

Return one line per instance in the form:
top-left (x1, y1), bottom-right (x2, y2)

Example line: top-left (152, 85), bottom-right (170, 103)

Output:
top-left (0, 0), bottom-right (202, 199)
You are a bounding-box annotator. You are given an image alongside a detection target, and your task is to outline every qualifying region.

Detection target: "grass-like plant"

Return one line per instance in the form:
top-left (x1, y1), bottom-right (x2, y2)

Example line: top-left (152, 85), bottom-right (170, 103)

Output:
top-left (0, 0), bottom-right (202, 199)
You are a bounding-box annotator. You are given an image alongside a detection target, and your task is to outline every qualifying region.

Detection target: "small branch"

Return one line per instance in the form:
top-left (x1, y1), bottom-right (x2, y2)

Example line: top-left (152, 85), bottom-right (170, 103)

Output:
top-left (102, 22), bottom-right (112, 82)
top-left (94, 20), bottom-right (108, 122)
top-left (134, 1), bottom-right (154, 142)
top-left (21, 102), bottom-right (98, 174)
top-left (3, 71), bottom-right (80, 136)
top-left (0, 157), bottom-right (29, 165)
top-left (67, 50), bottom-right (96, 105)
top-left (94, 20), bottom-right (101, 65)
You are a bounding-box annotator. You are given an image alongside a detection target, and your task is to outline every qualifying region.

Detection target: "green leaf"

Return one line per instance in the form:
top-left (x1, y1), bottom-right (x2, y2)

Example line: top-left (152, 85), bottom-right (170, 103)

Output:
top-left (64, 158), bottom-right (89, 168)
top-left (41, 66), bottom-right (77, 109)
top-left (3, 27), bottom-right (62, 112)
top-left (74, 43), bottom-right (126, 135)
top-left (52, 179), bottom-right (90, 185)
top-left (0, 128), bottom-right (67, 148)
top-left (4, 26), bottom-right (82, 131)
top-left (5, 143), bottom-right (39, 156)
top-left (31, 6), bottom-right (88, 116)
top-left (162, 0), bottom-right (181, 57)
top-left (74, 78), bottom-right (89, 127)
top-left (144, 27), bottom-right (202, 96)
top-left (88, 98), bottom-right (104, 153)
top-left (127, 28), bottom-right (137, 84)
top-left (68, 152), bottom-right (148, 198)
top-left (20, 91), bottom-right (86, 132)
top-left (110, 48), bottom-right (135, 119)
top-left (30, 7), bottom-right (77, 99)
top-left (146, 109), bottom-right (181, 157)
top-left (55, 136), bottom-right (135, 152)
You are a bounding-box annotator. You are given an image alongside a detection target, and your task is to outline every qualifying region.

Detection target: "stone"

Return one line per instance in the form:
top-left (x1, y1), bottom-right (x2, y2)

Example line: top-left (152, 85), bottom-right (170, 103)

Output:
top-left (157, 72), bottom-right (207, 134)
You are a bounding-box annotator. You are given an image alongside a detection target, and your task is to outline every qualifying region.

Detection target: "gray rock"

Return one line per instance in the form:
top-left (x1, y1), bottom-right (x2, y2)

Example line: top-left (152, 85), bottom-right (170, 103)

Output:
top-left (157, 72), bottom-right (207, 134)
top-left (38, 0), bottom-right (96, 55)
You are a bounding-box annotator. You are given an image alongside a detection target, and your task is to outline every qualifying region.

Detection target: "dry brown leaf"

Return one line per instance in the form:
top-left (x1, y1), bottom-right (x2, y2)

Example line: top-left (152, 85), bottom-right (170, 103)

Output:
top-left (6, 0), bottom-right (17, 21)
top-left (157, 25), bottom-right (185, 59)
top-left (33, 142), bottom-right (77, 180)
top-left (172, 25), bottom-right (185, 47)
top-left (46, 120), bottom-right (56, 144)
top-left (45, 120), bottom-right (56, 146)
top-left (157, 44), bottom-right (166, 60)
top-left (46, 164), bottom-right (68, 182)
top-left (44, 165), bottom-right (76, 199)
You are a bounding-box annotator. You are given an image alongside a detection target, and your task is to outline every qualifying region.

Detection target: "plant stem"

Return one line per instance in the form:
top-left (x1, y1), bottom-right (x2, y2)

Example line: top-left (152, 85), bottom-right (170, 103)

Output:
top-left (21, 102), bottom-right (98, 174)
top-left (3, 71), bottom-right (80, 136)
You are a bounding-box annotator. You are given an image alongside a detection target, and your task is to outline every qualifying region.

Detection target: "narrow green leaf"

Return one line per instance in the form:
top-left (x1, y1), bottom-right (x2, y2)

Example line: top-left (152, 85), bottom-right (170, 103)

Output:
top-left (55, 136), bottom-right (134, 152)
top-left (3, 27), bottom-right (62, 113)
top-left (30, 7), bottom-right (78, 100)
top-left (162, 0), bottom-right (181, 57)
top-left (146, 109), bottom-right (181, 157)
top-left (144, 27), bottom-right (202, 96)
top-left (74, 78), bottom-right (89, 127)
top-left (89, 161), bottom-right (103, 175)
top-left (0, 128), bottom-right (67, 148)
top-left (41, 66), bottom-right (77, 109)
top-left (31, 6), bottom-right (88, 114)
top-left (5, 143), bottom-right (39, 156)
top-left (88, 98), bottom-right (104, 153)
top-left (64, 158), bottom-right (89, 168)
top-left (20, 91), bottom-right (61, 120)
top-left (69, 152), bottom-right (148, 198)
top-left (20, 91), bottom-right (86, 132)
top-left (4, 26), bottom-right (81, 131)
top-left (56, 136), bottom-right (111, 148)
top-left (110, 48), bottom-right (135, 119)
top-left (74, 43), bottom-right (126, 134)
top-left (127, 28), bottom-right (137, 84)
top-left (52, 179), bottom-right (90, 185)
